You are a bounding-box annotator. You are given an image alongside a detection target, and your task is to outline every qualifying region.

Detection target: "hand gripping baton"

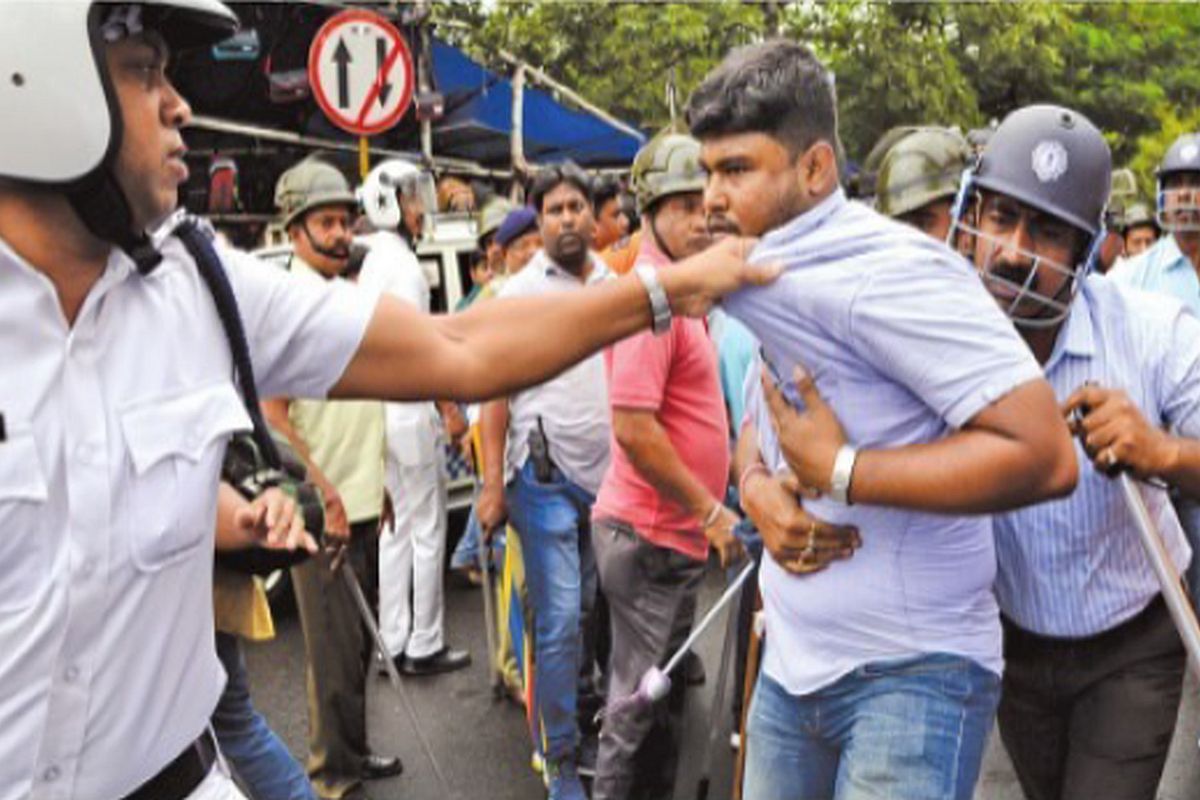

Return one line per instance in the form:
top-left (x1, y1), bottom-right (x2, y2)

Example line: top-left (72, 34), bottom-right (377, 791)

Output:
top-left (338, 560), bottom-right (459, 799)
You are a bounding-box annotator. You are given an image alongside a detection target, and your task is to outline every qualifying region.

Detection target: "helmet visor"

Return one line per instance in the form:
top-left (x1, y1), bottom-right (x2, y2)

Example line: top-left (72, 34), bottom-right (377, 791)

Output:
top-left (951, 212), bottom-right (1087, 330)
top-left (1157, 185), bottom-right (1200, 233)
top-left (384, 171), bottom-right (438, 236)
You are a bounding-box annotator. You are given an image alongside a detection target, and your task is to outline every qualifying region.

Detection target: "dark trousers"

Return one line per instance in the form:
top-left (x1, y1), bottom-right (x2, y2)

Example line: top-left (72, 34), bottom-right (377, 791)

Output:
top-left (591, 518), bottom-right (705, 800)
top-left (998, 595), bottom-right (1185, 800)
top-left (291, 519), bottom-right (379, 800)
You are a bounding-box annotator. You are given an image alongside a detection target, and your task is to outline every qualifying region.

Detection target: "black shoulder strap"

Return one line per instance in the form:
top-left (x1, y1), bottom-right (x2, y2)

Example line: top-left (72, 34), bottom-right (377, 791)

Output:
top-left (173, 217), bottom-right (283, 469)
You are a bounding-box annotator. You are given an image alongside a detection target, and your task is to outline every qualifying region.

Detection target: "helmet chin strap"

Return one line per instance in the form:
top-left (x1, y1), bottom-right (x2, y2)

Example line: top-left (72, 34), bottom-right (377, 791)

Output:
top-left (67, 168), bottom-right (163, 275)
top-left (301, 220), bottom-right (351, 265)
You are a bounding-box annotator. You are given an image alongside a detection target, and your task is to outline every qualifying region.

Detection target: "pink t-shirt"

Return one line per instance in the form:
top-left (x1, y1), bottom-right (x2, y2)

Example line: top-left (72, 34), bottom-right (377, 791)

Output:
top-left (592, 240), bottom-right (731, 562)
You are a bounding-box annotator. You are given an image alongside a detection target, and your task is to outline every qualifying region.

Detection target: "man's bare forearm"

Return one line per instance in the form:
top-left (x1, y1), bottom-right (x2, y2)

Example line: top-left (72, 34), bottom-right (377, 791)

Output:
top-left (261, 398), bottom-right (335, 493)
top-left (334, 276), bottom-right (660, 402)
top-left (850, 382), bottom-right (1077, 513)
top-left (614, 409), bottom-right (720, 518)
top-left (1158, 437), bottom-right (1200, 499)
top-left (480, 399), bottom-right (510, 488)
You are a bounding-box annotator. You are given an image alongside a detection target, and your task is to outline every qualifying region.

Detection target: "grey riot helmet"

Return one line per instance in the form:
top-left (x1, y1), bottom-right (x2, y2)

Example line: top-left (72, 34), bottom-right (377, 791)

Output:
top-left (0, 1), bottom-right (239, 272)
top-left (874, 127), bottom-right (971, 219)
top-left (950, 104), bottom-right (1111, 329)
top-left (1156, 133), bottom-right (1200, 233)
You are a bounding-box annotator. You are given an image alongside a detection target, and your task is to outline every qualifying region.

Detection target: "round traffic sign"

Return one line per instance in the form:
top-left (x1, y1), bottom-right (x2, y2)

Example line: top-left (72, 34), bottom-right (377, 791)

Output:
top-left (308, 10), bottom-right (415, 136)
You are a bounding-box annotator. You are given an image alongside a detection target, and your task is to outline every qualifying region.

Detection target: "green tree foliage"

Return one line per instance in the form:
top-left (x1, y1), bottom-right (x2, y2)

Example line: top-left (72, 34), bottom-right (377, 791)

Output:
top-left (433, 1), bottom-right (1200, 188)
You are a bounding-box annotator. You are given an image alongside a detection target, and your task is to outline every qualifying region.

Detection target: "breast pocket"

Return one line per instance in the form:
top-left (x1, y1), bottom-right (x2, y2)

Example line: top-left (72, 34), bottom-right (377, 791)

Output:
top-left (120, 384), bottom-right (252, 572)
top-left (0, 420), bottom-right (50, 612)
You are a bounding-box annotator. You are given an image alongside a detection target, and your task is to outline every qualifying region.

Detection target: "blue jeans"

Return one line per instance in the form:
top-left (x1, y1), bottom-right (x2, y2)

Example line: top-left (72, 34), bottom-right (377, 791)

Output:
top-left (213, 632), bottom-right (317, 800)
top-left (505, 459), bottom-right (599, 762)
top-left (744, 653), bottom-right (1000, 800)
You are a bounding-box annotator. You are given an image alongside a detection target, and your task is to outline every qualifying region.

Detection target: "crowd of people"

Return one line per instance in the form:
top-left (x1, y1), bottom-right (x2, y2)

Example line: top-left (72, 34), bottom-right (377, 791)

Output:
top-left (5, 3), bottom-right (1200, 800)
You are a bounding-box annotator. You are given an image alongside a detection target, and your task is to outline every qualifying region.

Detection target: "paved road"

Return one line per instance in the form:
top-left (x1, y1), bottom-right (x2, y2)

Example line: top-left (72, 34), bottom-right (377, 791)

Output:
top-left (246, 567), bottom-right (1200, 800)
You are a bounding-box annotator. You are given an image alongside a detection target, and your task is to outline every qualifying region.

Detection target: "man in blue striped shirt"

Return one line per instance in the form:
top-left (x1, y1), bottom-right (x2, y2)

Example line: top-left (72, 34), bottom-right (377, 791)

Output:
top-left (687, 41), bottom-right (1078, 800)
top-left (950, 106), bottom-right (1200, 800)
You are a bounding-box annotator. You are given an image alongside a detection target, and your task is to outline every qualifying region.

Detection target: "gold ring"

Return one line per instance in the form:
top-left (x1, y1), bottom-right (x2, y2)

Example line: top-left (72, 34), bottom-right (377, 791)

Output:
top-left (806, 522), bottom-right (817, 551)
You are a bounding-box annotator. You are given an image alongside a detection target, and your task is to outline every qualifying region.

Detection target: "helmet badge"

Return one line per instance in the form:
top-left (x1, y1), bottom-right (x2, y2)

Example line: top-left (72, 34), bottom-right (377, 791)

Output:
top-left (1181, 144), bottom-right (1200, 164)
top-left (1032, 140), bottom-right (1069, 183)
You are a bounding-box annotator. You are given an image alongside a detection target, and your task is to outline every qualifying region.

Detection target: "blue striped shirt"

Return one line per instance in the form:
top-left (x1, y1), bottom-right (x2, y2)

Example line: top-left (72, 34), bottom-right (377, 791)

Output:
top-left (725, 189), bottom-right (1044, 694)
top-left (1110, 234), bottom-right (1200, 318)
top-left (993, 277), bottom-right (1199, 637)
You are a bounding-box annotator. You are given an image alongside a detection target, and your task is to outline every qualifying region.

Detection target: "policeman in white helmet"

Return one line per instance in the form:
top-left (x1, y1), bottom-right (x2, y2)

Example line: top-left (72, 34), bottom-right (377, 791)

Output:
top-left (357, 159), bottom-right (473, 677)
top-left (0, 2), bottom-right (769, 797)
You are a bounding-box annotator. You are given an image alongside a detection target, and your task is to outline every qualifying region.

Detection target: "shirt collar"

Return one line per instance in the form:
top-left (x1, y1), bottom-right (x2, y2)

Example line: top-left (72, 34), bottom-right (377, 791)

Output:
top-left (1046, 281), bottom-right (1096, 371)
top-left (538, 249), bottom-right (609, 285)
top-left (635, 232), bottom-right (671, 269)
top-left (1162, 233), bottom-right (1190, 271)
top-left (757, 188), bottom-right (847, 250)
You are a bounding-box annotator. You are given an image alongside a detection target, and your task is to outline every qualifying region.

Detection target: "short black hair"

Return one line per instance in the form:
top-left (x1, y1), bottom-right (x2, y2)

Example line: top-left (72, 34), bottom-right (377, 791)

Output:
top-left (592, 176), bottom-right (620, 215)
top-left (529, 162), bottom-right (593, 213)
top-left (686, 39), bottom-right (839, 158)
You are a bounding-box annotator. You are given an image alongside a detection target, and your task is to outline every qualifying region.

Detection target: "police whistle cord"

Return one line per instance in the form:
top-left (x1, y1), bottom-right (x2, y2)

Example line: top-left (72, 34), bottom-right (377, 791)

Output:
top-left (597, 547), bottom-right (758, 724)
top-left (338, 560), bottom-right (460, 798)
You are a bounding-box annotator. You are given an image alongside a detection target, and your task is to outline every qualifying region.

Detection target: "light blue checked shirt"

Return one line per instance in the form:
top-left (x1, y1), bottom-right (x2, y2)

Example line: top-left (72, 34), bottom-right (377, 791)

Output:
top-left (993, 276), bottom-right (1198, 638)
top-left (726, 189), bottom-right (1044, 695)
top-left (1110, 234), bottom-right (1200, 318)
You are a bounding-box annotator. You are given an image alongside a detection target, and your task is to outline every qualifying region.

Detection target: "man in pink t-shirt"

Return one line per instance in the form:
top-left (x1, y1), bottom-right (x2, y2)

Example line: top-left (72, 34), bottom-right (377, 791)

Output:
top-left (591, 132), bottom-right (744, 800)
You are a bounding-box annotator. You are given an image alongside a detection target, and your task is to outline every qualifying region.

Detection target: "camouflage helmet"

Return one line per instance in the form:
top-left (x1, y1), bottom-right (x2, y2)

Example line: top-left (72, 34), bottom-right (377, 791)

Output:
top-left (275, 157), bottom-right (356, 228)
top-left (631, 132), bottom-right (705, 215)
top-left (875, 128), bottom-right (972, 219)
top-left (1123, 201), bottom-right (1157, 232)
top-left (477, 197), bottom-right (517, 243)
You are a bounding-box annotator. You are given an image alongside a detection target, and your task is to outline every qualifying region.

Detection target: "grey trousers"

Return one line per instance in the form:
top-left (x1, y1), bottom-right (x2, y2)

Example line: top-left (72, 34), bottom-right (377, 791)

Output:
top-left (591, 518), bottom-right (705, 800)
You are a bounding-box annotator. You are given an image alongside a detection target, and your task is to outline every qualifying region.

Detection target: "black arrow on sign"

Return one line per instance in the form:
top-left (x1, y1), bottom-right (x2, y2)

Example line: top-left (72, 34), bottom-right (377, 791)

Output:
top-left (376, 37), bottom-right (393, 107)
top-left (333, 38), bottom-right (352, 109)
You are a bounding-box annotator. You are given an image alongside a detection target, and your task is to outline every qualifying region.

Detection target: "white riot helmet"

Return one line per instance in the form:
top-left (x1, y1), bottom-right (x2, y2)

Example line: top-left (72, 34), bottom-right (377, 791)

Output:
top-left (360, 159), bottom-right (437, 237)
top-left (0, 1), bottom-right (238, 271)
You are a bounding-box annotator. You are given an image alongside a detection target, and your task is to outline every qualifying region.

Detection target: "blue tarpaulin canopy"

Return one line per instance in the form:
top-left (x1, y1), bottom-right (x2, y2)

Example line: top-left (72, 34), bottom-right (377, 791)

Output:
top-left (430, 39), bottom-right (645, 167)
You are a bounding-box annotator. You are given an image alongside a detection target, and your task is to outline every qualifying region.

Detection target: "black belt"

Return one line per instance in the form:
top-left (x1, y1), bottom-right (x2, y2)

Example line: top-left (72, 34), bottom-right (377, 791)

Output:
top-left (122, 729), bottom-right (217, 800)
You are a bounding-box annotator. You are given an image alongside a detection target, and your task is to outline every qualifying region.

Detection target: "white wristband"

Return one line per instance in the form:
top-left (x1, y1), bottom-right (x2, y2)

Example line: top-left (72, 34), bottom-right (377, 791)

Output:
top-left (829, 444), bottom-right (857, 505)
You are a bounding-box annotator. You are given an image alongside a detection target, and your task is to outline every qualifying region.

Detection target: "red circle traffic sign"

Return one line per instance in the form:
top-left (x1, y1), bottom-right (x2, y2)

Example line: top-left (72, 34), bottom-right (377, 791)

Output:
top-left (308, 9), bottom-right (415, 136)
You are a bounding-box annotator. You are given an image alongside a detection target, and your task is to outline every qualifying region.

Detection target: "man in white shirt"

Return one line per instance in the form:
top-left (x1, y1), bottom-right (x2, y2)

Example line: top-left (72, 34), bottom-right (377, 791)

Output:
top-left (0, 4), bottom-right (772, 799)
top-left (476, 164), bottom-right (612, 800)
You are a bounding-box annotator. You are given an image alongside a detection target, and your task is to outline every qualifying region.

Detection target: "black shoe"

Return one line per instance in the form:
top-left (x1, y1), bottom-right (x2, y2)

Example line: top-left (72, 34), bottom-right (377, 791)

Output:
top-left (398, 646), bottom-right (471, 676)
top-left (361, 753), bottom-right (403, 780)
top-left (683, 650), bottom-right (706, 687)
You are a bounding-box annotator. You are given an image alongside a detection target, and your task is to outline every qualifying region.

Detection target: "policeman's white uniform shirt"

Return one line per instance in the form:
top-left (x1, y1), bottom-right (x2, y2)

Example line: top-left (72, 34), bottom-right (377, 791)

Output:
top-left (0, 233), bottom-right (376, 800)
top-left (357, 230), bottom-right (441, 453)
top-left (992, 277), bottom-right (1196, 636)
top-left (497, 249), bottom-right (612, 496)
top-left (727, 188), bottom-right (1042, 697)
top-left (357, 230), bottom-right (449, 658)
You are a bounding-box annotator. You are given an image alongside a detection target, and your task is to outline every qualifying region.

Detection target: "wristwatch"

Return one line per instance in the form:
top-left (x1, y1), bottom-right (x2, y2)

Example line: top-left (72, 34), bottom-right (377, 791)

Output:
top-left (634, 263), bottom-right (672, 335)
top-left (829, 444), bottom-right (858, 505)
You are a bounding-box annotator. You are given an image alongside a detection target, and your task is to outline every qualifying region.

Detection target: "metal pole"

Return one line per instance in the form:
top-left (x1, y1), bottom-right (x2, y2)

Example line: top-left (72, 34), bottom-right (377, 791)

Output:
top-left (338, 561), bottom-right (459, 798)
top-left (695, 576), bottom-right (742, 800)
top-left (1119, 474), bottom-right (1200, 673)
top-left (664, 560), bottom-right (756, 677)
